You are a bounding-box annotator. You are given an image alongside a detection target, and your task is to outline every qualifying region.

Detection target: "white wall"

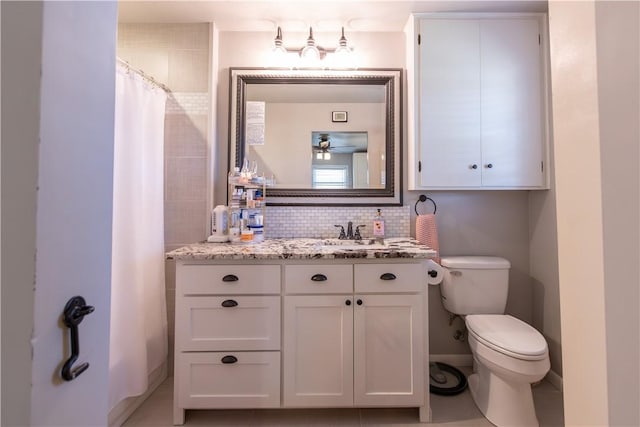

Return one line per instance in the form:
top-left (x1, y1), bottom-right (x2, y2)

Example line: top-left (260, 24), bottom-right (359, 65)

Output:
top-left (549, 0), bottom-right (639, 425)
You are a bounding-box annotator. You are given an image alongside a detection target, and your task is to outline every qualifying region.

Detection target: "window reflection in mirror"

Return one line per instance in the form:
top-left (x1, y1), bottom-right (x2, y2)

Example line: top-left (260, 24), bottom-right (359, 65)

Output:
top-left (309, 131), bottom-right (383, 189)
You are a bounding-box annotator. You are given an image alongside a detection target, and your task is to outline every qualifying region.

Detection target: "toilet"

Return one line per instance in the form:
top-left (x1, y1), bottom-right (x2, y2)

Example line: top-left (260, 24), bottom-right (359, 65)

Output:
top-left (439, 256), bottom-right (550, 427)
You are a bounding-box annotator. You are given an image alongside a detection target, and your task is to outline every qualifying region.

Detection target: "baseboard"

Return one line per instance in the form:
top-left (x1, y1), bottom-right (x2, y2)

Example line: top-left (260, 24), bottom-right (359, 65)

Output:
top-left (429, 353), bottom-right (473, 367)
top-left (108, 361), bottom-right (168, 427)
top-left (545, 369), bottom-right (563, 392)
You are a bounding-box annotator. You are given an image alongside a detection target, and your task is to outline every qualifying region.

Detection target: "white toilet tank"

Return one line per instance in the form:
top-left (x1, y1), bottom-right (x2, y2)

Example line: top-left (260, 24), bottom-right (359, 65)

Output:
top-left (440, 256), bottom-right (511, 315)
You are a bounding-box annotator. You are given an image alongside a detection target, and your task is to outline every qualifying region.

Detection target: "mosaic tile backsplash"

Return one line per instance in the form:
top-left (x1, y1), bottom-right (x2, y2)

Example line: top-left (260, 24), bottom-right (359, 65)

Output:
top-left (264, 205), bottom-right (410, 239)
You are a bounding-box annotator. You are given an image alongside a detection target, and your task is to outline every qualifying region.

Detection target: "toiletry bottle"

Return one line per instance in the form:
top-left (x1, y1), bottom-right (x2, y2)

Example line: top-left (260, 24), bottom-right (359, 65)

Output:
top-left (373, 209), bottom-right (385, 239)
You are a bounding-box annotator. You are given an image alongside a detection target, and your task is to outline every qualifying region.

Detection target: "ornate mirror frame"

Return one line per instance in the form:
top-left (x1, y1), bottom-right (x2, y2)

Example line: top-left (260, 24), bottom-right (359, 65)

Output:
top-left (229, 68), bottom-right (402, 206)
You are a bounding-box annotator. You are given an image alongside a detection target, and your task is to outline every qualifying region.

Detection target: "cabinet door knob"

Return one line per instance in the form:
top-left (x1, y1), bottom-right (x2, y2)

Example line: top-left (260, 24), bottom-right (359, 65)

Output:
top-left (470, 164), bottom-right (478, 170)
top-left (485, 163), bottom-right (493, 169)
top-left (221, 299), bottom-right (238, 308)
top-left (380, 273), bottom-right (396, 281)
top-left (221, 355), bottom-right (238, 364)
top-left (345, 299), bottom-right (351, 306)
top-left (222, 274), bottom-right (239, 282)
top-left (356, 299), bottom-right (363, 305)
top-left (311, 273), bottom-right (328, 282)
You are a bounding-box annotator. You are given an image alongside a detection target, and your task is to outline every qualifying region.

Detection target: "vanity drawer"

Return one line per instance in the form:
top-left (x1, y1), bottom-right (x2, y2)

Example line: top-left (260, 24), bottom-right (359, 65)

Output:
top-left (354, 263), bottom-right (425, 293)
top-left (284, 264), bottom-right (353, 294)
top-left (177, 351), bottom-right (280, 409)
top-left (177, 264), bottom-right (281, 295)
top-left (176, 295), bottom-right (280, 351)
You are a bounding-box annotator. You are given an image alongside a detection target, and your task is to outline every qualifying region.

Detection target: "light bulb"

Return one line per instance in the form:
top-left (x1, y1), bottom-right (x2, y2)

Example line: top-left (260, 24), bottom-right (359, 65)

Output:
top-left (300, 27), bottom-right (321, 67)
top-left (271, 26), bottom-right (293, 68)
top-left (316, 152), bottom-right (323, 160)
top-left (330, 27), bottom-right (355, 69)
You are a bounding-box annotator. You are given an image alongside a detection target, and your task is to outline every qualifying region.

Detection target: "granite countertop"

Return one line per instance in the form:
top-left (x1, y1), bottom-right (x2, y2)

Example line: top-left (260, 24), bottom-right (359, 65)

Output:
top-left (166, 237), bottom-right (437, 261)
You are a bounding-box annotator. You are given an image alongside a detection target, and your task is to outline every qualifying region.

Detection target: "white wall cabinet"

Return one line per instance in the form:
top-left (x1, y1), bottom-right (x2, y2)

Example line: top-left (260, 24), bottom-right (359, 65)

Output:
top-left (407, 14), bottom-right (549, 190)
top-left (173, 259), bottom-right (430, 424)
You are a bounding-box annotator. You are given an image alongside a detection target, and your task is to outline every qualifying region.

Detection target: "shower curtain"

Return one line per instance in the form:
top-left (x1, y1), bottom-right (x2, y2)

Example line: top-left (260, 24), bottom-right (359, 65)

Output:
top-left (109, 63), bottom-right (168, 411)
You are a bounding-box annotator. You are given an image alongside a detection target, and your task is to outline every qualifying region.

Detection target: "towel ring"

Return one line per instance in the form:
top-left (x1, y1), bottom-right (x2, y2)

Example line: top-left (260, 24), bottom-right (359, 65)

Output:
top-left (415, 195), bottom-right (437, 215)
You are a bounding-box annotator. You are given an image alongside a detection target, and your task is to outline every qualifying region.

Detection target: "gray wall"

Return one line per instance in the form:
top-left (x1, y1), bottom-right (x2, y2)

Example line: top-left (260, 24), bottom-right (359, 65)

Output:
top-left (408, 191), bottom-right (533, 355)
top-left (595, 1), bottom-right (640, 424)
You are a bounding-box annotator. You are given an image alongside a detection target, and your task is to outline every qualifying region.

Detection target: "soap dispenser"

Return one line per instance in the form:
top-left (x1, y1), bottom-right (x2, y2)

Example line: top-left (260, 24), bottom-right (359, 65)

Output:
top-left (373, 209), bottom-right (385, 239)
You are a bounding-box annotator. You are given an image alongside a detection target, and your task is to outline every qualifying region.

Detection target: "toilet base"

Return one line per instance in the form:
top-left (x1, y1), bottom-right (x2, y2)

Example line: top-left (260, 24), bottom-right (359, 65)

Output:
top-left (468, 362), bottom-right (540, 427)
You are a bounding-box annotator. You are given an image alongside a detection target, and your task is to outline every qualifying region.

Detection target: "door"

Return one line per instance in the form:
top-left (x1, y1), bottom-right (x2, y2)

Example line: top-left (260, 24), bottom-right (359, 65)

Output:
top-left (419, 19), bottom-right (482, 188)
top-left (18, 2), bottom-right (117, 425)
top-left (480, 19), bottom-right (544, 187)
top-left (353, 294), bottom-right (424, 406)
top-left (283, 295), bottom-right (354, 407)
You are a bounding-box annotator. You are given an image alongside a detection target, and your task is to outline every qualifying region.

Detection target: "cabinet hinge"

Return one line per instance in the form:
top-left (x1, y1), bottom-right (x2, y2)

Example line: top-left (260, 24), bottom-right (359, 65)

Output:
top-left (541, 161), bottom-right (544, 172)
top-left (418, 161), bottom-right (422, 172)
top-left (418, 34), bottom-right (421, 45)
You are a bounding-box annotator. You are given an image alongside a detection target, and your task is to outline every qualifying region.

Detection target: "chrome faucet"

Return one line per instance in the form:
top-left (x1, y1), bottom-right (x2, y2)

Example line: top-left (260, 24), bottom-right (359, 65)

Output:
top-left (346, 221), bottom-right (354, 239)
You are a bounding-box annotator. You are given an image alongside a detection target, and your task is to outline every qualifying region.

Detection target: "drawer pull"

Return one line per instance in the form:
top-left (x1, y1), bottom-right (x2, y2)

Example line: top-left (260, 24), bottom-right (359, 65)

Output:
top-left (221, 299), bottom-right (238, 308)
top-left (357, 299), bottom-right (363, 306)
top-left (311, 273), bottom-right (328, 282)
top-left (380, 273), bottom-right (397, 281)
top-left (221, 355), bottom-right (238, 364)
top-left (345, 299), bottom-right (351, 306)
top-left (222, 274), bottom-right (239, 282)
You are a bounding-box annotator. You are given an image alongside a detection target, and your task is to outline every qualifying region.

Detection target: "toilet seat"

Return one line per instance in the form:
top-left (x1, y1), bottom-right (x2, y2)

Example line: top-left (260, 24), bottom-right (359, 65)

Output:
top-left (466, 314), bottom-right (548, 361)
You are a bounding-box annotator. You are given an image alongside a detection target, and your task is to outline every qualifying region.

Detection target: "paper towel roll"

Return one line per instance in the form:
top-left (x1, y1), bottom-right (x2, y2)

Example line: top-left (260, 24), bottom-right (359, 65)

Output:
top-left (426, 259), bottom-right (444, 285)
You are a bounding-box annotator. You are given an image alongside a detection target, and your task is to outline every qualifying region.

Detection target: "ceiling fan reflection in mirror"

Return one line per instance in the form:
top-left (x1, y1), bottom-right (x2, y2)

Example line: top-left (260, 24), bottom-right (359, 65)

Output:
top-left (312, 131), bottom-right (368, 160)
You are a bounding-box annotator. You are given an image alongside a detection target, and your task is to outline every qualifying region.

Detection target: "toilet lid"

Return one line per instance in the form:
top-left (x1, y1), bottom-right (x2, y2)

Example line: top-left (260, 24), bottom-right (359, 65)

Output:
top-left (466, 315), bottom-right (548, 361)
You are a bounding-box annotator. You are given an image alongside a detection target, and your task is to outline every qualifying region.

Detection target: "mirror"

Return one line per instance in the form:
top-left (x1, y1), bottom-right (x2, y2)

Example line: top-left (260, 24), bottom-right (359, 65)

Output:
top-left (229, 68), bottom-right (402, 205)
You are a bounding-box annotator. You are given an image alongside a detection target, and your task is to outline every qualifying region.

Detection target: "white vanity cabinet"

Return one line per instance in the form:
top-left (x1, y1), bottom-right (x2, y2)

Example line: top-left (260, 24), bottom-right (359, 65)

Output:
top-left (172, 255), bottom-right (430, 425)
top-left (406, 13), bottom-right (550, 190)
top-left (283, 262), bottom-right (425, 409)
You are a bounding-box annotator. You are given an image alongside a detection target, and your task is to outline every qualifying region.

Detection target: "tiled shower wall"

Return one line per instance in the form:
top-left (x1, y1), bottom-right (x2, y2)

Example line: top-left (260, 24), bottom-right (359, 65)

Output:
top-left (117, 23), bottom-right (211, 375)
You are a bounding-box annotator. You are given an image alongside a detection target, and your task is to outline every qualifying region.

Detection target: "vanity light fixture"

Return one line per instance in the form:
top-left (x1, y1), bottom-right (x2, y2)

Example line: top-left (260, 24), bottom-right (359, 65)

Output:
top-left (271, 26), bottom-right (355, 69)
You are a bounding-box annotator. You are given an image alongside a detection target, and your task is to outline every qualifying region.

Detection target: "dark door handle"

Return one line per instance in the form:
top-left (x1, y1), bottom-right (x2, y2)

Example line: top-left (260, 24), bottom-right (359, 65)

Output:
top-left (221, 299), bottom-right (238, 308)
top-left (380, 273), bottom-right (396, 281)
top-left (61, 296), bottom-right (94, 381)
top-left (345, 299), bottom-right (351, 306)
top-left (222, 274), bottom-right (239, 282)
top-left (357, 299), bottom-right (363, 305)
top-left (311, 274), bottom-right (328, 282)
top-left (221, 355), bottom-right (238, 364)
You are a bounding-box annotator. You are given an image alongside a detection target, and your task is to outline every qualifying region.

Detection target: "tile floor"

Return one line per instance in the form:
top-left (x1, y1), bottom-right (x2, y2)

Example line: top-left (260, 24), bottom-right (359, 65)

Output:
top-left (123, 369), bottom-right (564, 426)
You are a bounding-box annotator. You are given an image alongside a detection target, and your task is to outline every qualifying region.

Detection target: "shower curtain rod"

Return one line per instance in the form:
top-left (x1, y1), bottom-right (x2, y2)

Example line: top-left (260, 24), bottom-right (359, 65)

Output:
top-left (117, 57), bottom-right (170, 93)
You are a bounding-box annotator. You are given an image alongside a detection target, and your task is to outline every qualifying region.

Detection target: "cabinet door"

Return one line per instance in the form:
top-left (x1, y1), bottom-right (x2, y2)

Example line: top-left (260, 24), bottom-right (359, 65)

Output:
top-left (480, 19), bottom-right (544, 187)
top-left (353, 294), bottom-right (424, 407)
top-left (283, 295), bottom-right (354, 407)
top-left (419, 19), bottom-right (481, 188)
